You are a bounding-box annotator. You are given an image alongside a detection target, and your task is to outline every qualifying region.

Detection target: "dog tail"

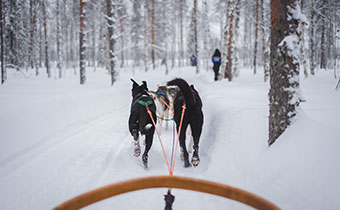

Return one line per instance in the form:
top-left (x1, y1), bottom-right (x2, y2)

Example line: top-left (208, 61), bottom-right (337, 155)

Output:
top-left (167, 78), bottom-right (195, 106)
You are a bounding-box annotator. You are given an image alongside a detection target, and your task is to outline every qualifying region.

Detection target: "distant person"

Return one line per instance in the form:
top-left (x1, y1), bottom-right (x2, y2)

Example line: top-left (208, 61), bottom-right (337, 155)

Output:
top-left (212, 49), bottom-right (221, 81)
top-left (190, 54), bottom-right (197, 66)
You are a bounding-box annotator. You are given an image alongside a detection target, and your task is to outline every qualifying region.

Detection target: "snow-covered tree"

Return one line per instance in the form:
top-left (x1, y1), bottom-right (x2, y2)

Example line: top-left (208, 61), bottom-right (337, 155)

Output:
top-left (79, 0), bottom-right (86, 84)
top-left (253, 0), bottom-right (259, 74)
top-left (269, 0), bottom-right (302, 146)
top-left (0, 0), bottom-right (5, 84)
top-left (106, 0), bottom-right (116, 85)
top-left (131, 0), bottom-right (143, 67)
top-left (42, 0), bottom-right (49, 78)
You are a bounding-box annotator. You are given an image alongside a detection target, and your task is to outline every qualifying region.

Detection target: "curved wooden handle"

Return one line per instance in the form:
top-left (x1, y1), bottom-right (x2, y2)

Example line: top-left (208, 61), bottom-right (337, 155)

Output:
top-left (53, 175), bottom-right (280, 210)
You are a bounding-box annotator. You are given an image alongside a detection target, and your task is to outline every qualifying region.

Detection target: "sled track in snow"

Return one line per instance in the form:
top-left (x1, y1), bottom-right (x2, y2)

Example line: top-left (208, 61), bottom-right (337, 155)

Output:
top-left (0, 106), bottom-right (128, 179)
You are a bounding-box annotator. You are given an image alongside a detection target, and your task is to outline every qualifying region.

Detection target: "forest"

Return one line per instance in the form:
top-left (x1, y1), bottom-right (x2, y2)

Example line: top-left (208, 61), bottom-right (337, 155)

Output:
top-left (0, 0), bottom-right (339, 82)
top-left (1, 0), bottom-right (339, 145)
top-left (1, 1), bottom-right (340, 209)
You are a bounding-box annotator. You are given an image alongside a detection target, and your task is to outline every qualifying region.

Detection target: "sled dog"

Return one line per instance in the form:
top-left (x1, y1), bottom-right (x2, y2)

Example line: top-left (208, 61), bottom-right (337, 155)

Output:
top-left (148, 85), bottom-right (173, 133)
top-left (128, 79), bottom-right (156, 168)
top-left (167, 78), bottom-right (204, 167)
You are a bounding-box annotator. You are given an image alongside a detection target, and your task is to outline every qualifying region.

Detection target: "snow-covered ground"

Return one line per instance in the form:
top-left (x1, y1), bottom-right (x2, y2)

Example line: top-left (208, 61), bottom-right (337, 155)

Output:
top-left (0, 66), bottom-right (339, 210)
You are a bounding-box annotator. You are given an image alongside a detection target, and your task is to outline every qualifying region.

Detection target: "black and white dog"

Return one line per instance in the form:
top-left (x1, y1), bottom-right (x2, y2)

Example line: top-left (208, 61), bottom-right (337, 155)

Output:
top-left (167, 78), bottom-right (203, 167)
top-left (128, 79), bottom-right (157, 168)
top-left (148, 85), bottom-right (171, 133)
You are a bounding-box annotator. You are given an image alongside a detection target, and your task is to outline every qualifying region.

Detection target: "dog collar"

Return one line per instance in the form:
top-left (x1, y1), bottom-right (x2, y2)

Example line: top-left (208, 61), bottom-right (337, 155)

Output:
top-left (156, 91), bottom-right (167, 99)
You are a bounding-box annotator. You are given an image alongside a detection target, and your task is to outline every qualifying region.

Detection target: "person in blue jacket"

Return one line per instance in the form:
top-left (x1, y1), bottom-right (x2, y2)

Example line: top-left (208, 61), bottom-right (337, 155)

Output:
top-left (190, 54), bottom-right (197, 66)
top-left (211, 49), bottom-right (221, 81)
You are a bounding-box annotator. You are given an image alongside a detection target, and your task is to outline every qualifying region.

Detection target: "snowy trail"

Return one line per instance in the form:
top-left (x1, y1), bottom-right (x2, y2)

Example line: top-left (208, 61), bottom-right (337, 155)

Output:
top-left (1, 67), bottom-right (339, 210)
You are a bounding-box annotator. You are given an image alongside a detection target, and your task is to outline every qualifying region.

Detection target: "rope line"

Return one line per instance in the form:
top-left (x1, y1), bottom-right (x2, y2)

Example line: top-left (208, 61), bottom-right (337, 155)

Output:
top-left (170, 104), bottom-right (186, 175)
top-left (145, 104), bottom-right (171, 174)
top-left (160, 97), bottom-right (174, 115)
top-left (143, 102), bottom-right (186, 177)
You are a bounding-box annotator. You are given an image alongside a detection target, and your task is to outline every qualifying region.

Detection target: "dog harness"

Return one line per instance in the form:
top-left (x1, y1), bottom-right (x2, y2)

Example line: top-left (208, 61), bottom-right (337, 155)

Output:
top-left (138, 100), bottom-right (153, 106)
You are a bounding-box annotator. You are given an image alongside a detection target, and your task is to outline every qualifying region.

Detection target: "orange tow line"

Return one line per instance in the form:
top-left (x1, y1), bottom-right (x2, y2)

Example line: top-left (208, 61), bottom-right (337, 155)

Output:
top-left (145, 102), bottom-right (186, 176)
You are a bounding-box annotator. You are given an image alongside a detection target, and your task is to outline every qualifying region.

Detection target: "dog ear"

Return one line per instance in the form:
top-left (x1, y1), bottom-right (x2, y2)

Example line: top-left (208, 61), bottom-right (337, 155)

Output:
top-left (131, 78), bottom-right (139, 89)
top-left (142, 81), bottom-right (148, 91)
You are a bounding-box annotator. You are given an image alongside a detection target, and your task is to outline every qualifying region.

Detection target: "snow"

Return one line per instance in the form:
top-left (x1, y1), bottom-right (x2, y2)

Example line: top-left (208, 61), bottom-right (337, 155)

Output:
top-left (0, 66), bottom-right (339, 210)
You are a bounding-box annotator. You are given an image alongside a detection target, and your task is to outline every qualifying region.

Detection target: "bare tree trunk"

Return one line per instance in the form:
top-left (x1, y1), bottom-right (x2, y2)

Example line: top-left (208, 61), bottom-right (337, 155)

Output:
top-left (92, 20), bottom-right (96, 70)
top-left (202, 0), bottom-right (208, 71)
top-left (299, 0), bottom-right (308, 78)
top-left (119, 3), bottom-right (125, 68)
top-left (253, 0), bottom-right (259, 74)
top-left (179, 1), bottom-right (184, 67)
top-left (233, 0), bottom-right (240, 77)
top-left (144, 0), bottom-right (149, 72)
top-left (0, 0), bottom-right (5, 84)
top-left (261, 0), bottom-right (269, 81)
top-left (29, 0), bottom-right (36, 70)
top-left (320, 0), bottom-right (327, 70)
top-left (221, 1), bottom-right (231, 80)
top-left (151, 0), bottom-right (155, 69)
top-left (194, 0), bottom-right (199, 73)
top-left (309, 0), bottom-right (316, 75)
top-left (106, 0), bottom-right (116, 85)
top-left (269, 0), bottom-right (300, 146)
top-left (171, 0), bottom-right (176, 69)
top-left (226, 0), bottom-right (234, 81)
top-left (56, 0), bottom-right (62, 79)
top-left (71, 0), bottom-right (77, 74)
top-left (38, 11), bottom-right (43, 69)
top-left (79, 0), bottom-right (86, 84)
top-left (163, 0), bottom-right (169, 75)
top-left (42, 0), bottom-right (50, 78)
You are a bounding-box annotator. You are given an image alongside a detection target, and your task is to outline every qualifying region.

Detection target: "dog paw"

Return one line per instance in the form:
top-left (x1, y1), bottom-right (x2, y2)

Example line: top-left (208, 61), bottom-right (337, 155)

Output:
top-left (191, 157), bottom-right (200, 167)
top-left (133, 141), bottom-right (141, 157)
top-left (184, 159), bottom-right (192, 168)
top-left (142, 154), bottom-right (148, 169)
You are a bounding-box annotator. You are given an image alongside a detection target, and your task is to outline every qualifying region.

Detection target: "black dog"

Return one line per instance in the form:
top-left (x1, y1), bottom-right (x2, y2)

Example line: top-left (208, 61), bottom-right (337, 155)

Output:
top-left (128, 79), bottom-right (157, 168)
top-left (167, 78), bottom-right (203, 167)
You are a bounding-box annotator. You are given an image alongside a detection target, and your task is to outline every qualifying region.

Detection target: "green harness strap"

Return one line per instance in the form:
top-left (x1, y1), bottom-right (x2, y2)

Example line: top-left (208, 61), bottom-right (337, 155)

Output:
top-left (138, 100), bottom-right (153, 107)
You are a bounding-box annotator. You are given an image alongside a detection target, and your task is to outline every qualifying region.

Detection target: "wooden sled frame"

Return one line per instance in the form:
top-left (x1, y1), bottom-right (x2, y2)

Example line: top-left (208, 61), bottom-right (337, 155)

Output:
top-left (53, 176), bottom-right (280, 210)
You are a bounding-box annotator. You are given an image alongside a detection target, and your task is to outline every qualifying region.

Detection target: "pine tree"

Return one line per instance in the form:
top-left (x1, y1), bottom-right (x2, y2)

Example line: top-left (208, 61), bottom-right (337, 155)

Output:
top-left (261, 0), bottom-right (270, 82)
top-left (299, 0), bottom-right (308, 78)
top-left (220, 0), bottom-right (230, 80)
top-left (253, 0), bottom-right (259, 74)
top-left (117, 0), bottom-right (126, 68)
top-left (143, 0), bottom-right (149, 72)
top-left (131, 0), bottom-right (142, 67)
top-left (320, 0), bottom-right (327, 69)
top-left (187, 8), bottom-right (196, 59)
top-left (309, 0), bottom-right (316, 75)
top-left (193, 0), bottom-right (199, 73)
top-left (151, 0), bottom-right (155, 69)
top-left (5, 0), bottom-right (29, 70)
top-left (56, 0), bottom-right (62, 79)
top-left (232, 0), bottom-right (240, 77)
top-left (79, 0), bottom-right (86, 84)
top-left (269, 0), bottom-right (301, 146)
top-left (225, 0), bottom-right (235, 81)
top-left (0, 0), bottom-right (5, 84)
top-left (42, 0), bottom-right (49, 78)
top-left (106, 0), bottom-right (116, 85)
top-left (178, 0), bottom-right (187, 67)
